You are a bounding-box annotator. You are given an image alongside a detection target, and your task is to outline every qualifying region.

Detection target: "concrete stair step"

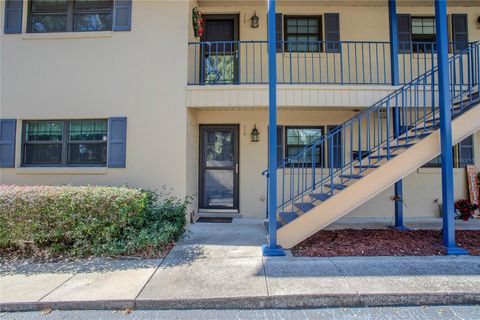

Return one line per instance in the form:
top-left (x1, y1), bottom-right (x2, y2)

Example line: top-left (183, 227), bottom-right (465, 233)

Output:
top-left (310, 192), bottom-right (332, 202)
top-left (354, 164), bottom-right (380, 169)
top-left (339, 174), bottom-right (363, 179)
top-left (384, 143), bottom-right (415, 150)
top-left (397, 132), bottom-right (432, 141)
top-left (294, 202), bottom-right (315, 212)
top-left (279, 211), bottom-right (300, 224)
top-left (324, 184), bottom-right (347, 191)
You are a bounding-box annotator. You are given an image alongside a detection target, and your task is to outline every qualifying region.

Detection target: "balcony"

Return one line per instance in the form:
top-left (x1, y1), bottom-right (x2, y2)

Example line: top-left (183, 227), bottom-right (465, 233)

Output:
top-left (187, 41), bottom-right (455, 86)
top-left (186, 41), bottom-right (473, 108)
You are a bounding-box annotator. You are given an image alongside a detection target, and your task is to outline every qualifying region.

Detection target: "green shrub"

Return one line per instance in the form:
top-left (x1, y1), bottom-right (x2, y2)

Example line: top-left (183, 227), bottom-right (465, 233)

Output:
top-left (0, 185), bottom-right (189, 257)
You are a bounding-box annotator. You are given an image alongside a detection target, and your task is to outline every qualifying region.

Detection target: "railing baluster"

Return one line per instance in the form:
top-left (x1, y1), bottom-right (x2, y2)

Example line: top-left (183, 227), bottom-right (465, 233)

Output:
top-left (368, 42), bottom-right (372, 83)
top-left (361, 42), bottom-right (365, 83)
top-left (386, 99), bottom-right (391, 160)
top-left (354, 42), bottom-right (358, 84)
top-left (333, 42), bottom-right (337, 83)
top-left (304, 43), bottom-right (307, 83)
top-left (329, 135), bottom-right (334, 196)
top-left (348, 42), bottom-right (352, 84)
top-left (289, 41), bottom-right (293, 84)
top-left (383, 43), bottom-right (387, 84)
top-left (326, 42), bottom-right (330, 83)
top-left (237, 41), bottom-right (241, 84)
top-left (340, 41), bottom-right (344, 85)
top-left (260, 41), bottom-right (263, 84)
top-left (312, 147), bottom-right (316, 190)
top-left (375, 42), bottom-right (379, 84)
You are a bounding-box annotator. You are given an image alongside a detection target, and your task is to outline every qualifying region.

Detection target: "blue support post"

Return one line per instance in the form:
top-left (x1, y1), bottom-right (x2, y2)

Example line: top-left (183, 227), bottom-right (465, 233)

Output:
top-left (388, 0), bottom-right (408, 230)
top-left (262, 0), bottom-right (285, 257)
top-left (435, 0), bottom-right (468, 255)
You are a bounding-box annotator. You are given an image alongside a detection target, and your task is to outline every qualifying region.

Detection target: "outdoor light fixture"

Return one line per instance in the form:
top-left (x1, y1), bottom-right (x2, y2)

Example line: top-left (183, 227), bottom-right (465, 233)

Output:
top-left (251, 125), bottom-right (260, 142)
top-left (251, 11), bottom-right (259, 28)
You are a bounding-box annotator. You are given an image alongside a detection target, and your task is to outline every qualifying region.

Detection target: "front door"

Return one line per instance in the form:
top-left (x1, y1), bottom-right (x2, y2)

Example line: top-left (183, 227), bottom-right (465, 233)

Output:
top-left (200, 14), bottom-right (239, 84)
top-left (199, 125), bottom-right (239, 210)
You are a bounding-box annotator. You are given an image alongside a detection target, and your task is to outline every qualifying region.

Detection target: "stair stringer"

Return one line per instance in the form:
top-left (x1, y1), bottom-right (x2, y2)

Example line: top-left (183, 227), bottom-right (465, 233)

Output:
top-left (277, 102), bottom-right (480, 249)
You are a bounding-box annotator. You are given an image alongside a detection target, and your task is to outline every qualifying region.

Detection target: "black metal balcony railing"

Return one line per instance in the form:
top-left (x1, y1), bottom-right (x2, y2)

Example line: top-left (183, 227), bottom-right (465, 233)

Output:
top-left (187, 40), bottom-right (472, 86)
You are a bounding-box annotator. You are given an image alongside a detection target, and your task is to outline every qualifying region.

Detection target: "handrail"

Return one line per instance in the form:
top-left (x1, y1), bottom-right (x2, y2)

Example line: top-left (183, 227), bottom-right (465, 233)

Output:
top-left (188, 40), bottom-right (476, 86)
top-left (263, 41), bottom-right (479, 216)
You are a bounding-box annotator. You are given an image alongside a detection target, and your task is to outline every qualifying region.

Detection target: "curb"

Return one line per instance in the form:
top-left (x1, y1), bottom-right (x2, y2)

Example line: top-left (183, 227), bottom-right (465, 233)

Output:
top-left (2, 293), bottom-right (480, 312)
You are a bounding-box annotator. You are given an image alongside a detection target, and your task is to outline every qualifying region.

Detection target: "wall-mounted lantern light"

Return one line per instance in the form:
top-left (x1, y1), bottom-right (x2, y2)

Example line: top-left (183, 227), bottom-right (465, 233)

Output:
top-left (251, 125), bottom-right (260, 142)
top-left (251, 11), bottom-right (259, 28)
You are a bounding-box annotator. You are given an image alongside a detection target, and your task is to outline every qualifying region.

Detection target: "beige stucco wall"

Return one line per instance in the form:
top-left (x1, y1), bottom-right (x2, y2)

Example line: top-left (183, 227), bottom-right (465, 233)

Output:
top-left (0, 0), bottom-right (191, 199)
top-left (191, 108), bottom-right (480, 219)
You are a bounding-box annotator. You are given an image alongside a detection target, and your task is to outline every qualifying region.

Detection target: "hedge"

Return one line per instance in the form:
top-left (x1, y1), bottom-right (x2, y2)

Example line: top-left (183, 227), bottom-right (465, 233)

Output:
top-left (0, 185), bottom-right (189, 257)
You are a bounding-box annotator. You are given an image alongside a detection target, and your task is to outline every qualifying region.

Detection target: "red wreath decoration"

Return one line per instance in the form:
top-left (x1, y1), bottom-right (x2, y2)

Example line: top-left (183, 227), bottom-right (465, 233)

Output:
top-left (192, 7), bottom-right (203, 38)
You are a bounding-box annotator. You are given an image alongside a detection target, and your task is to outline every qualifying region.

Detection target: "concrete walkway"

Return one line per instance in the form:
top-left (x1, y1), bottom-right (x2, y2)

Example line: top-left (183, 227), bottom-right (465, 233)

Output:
top-left (1, 220), bottom-right (480, 312)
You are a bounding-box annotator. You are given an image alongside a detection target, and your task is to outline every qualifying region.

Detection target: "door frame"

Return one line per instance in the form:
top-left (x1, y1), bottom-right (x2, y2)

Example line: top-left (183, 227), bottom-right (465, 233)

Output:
top-left (200, 14), bottom-right (240, 84)
top-left (198, 124), bottom-right (240, 211)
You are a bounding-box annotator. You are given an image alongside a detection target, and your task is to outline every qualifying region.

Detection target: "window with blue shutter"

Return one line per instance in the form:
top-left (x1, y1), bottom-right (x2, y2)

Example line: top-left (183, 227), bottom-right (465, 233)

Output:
top-left (4, 0), bottom-right (23, 34)
top-left (451, 14), bottom-right (468, 53)
top-left (324, 13), bottom-right (340, 53)
top-left (113, 0), bottom-right (132, 31)
top-left (108, 117), bottom-right (127, 168)
top-left (424, 135), bottom-right (474, 168)
top-left (0, 119), bottom-right (17, 168)
top-left (397, 14), bottom-right (412, 53)
top-left (22, 120), bottom-right (108, 166)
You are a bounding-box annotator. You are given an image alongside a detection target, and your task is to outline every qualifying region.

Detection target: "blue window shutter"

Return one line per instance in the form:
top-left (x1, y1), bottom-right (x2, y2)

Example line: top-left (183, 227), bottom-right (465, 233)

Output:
top-left (267, 126), bottom-right (284, 167)
top-left (327, 126), bottom-right (342, 169)
top-left (324, 13), bottom-right (340, 53)
top-left (4, 0), bottom-right (23, 34)
top-left (397, 14), bottom-right (411, 53)
top-left (458, 135), bottom-right (474, 168)
top-left (0, 119), bottom-right (17, 168)
top-left (275, 13), bottom-right (283, 53)
top-left (108, 117), bottom-right (127, 168)
top-left (451, 14), bottom-right (468, 52)
top-left (113, 0), bottom-right (132, 31)
top-left (276, 126), bottom-right (284, 166)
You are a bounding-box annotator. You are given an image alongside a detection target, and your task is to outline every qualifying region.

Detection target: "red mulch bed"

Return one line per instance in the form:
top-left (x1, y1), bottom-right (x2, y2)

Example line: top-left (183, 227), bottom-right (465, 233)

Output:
top-left (292, 229), bottom-right (480, 257)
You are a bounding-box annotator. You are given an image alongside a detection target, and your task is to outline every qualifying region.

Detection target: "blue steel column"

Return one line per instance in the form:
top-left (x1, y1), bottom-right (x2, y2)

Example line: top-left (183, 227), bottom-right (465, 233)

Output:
top-left (262, 0), bottom-right (285, 256)
top-left (435, 0), bottom-right (468, 255)
top-left (388, 0), bottom-right (408, 230)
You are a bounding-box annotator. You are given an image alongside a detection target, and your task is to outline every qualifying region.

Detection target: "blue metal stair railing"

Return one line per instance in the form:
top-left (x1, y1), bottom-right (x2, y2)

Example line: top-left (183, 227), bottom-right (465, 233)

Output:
top-left (263, 41), bottom-right (479, 227)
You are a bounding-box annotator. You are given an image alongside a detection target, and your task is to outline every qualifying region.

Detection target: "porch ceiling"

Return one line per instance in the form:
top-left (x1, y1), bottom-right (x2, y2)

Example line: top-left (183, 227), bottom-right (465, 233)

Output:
top-left (197, 0), bottom-right (480, 7)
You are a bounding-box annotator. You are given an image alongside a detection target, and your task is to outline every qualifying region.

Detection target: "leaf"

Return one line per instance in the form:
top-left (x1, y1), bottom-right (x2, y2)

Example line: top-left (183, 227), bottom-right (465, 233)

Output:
top-left (122, 308), bottom-right (134, 315)
top-left (40, 307), bottom-right (52, 315)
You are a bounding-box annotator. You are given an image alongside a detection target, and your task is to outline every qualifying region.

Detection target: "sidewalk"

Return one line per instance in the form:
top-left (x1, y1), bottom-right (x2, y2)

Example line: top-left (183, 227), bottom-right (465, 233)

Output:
top-left (1, 220), bottom-right (480, 312)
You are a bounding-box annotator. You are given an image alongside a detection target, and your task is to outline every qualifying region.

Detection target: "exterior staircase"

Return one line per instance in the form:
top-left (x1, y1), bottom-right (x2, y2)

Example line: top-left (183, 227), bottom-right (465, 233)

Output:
top-left (265, 42), bottom-right (480, 249)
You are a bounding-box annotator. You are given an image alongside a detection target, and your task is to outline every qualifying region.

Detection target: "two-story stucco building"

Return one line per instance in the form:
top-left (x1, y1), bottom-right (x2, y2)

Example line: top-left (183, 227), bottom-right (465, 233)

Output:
top-left (1, 0), bottom-right (480, 250)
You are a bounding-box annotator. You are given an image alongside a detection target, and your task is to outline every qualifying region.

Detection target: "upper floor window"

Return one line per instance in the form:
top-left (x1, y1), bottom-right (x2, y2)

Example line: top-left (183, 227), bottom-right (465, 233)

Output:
top-left (284, 16), bottom-right (322, 52)
top-left (28, 0), bottom-right (114, 33)
top-left (411, 17), bottom-right (436, 53)
top-left (22, 119), bottom-right (108, 166)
